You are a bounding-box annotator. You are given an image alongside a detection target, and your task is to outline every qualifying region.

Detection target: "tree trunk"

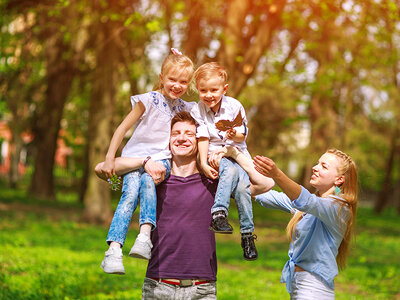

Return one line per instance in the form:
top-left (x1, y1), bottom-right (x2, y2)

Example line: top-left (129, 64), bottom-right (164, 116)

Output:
top-left (374, 129), bottom-right (398, 213)
top-left (28, 36), bottom-right (75, 200)
top-left (8, 127), bottom-right (24, 189)
top-left (182, 0), bottom-right (204, 61)
top-left (82, 21), bottom-right (120, 224)
top-left (219, 0), bottom-right (286, 98)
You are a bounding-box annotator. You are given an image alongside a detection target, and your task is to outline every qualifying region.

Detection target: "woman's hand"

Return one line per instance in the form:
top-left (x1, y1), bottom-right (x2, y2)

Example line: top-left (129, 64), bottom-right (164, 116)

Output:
top-left (144, 159), bottom-right (167, 184)
top-left (253, 155), bottom-right (279, 178)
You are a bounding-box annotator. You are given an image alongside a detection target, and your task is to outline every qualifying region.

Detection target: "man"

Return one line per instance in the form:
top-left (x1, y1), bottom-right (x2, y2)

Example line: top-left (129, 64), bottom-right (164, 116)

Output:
top-left (142, 111), bottom-right (218, 299)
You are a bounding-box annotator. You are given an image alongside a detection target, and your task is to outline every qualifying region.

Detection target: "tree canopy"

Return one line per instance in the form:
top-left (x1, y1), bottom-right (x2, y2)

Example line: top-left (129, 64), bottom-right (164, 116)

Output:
top-left (1, 0), bottom-right (399, 219)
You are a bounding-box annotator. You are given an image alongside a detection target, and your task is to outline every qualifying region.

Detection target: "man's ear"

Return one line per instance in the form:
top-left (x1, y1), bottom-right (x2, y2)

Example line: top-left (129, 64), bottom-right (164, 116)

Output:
top-left (335, 175), bottom-right (345, 186)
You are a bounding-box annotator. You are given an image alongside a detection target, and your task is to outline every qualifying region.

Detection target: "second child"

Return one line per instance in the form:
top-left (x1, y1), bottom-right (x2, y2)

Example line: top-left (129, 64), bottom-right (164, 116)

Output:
top-left (191, 62), bottom-right (259, 260)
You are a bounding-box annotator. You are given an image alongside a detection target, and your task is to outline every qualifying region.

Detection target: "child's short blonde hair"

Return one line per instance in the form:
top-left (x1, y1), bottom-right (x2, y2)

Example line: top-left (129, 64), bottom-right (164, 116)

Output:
top-left (194, 62), bottom-right (228, 85)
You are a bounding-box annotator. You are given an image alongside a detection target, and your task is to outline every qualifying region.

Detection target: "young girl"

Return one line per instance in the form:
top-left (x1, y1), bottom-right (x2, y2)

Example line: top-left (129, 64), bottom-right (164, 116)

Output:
top-left (96, 48), bottom-right (195, 275)
top-left (219, 147), bottom-right (358, 298)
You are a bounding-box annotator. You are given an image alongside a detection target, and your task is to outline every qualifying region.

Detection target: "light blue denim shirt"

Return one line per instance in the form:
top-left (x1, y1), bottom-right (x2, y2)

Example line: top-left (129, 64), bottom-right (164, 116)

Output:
top-left (255, 186), bottom-right (350, 293)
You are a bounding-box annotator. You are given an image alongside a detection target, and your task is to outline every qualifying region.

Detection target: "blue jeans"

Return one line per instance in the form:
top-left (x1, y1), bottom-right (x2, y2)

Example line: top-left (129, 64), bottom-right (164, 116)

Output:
top-left (211, 157), bottom-right (254, 234)
top-left (106, 159), bottom-right (171, 246)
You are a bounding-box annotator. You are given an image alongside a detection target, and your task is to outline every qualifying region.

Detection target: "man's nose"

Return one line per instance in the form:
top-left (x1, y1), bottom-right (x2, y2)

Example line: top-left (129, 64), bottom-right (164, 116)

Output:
top-left (177, 133), bottom-right (186, 140)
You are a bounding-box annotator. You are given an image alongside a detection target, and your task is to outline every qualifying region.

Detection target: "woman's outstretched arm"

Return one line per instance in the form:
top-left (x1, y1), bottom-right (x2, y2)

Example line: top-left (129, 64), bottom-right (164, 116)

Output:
top-left (208, 147), bottom-right (275, 196)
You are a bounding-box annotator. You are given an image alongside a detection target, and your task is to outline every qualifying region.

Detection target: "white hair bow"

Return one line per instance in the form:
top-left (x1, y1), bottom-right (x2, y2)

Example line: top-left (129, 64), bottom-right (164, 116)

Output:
top-left (171, 48), bottom-right (182, 55)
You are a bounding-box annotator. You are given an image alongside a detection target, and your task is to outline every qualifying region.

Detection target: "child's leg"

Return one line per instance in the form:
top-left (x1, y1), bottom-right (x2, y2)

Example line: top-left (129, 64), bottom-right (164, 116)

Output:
top-left (129, 159), bottom-right (171, 259)
top-left (106, 170), bottom-right (141, 246)
top-left (231, 163), bottom-right (258, 261)
top-left (232, 163), bottom-right (253, 234)
top-left (101, 170), bottom-right (141, 274)
top-left (138, 159), bottom-right (171, 229)
top-left (209, 158), bottom-right (239, 233)
top-left (212, 157), bottom-right (239, 215)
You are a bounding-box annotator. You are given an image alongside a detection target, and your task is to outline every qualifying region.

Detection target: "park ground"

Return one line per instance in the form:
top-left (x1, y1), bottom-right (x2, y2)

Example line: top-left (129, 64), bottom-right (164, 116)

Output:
top-left (1, 181), bottom-right (400, 300)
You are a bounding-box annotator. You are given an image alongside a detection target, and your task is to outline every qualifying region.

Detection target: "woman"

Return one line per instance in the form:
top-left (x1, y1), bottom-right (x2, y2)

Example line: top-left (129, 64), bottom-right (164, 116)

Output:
top-left (210, 147), bottom-right (358, 299)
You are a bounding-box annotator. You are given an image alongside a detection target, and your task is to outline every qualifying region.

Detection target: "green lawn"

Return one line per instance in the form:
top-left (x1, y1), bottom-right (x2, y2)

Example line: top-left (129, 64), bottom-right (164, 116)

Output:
top-left (1, 183), bottom-right (399, 299)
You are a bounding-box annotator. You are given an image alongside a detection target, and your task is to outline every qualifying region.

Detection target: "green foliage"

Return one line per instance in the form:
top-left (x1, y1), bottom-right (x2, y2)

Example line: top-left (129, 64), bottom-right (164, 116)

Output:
top-left (107, 174), bottom-right (122, 191)
top-left (1, 187), bottom-right (399, 299)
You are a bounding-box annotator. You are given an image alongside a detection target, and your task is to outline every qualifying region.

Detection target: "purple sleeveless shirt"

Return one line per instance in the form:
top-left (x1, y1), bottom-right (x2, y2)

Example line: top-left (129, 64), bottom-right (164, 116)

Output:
top-left (146, 173), bottom-right (218, 280)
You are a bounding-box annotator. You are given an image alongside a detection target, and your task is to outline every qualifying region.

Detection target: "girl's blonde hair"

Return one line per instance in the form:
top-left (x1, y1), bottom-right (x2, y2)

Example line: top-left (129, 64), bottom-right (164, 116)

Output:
top-left (153, 52), bottom-right (195, 91)
top-left (286, 149), bottom-right (358, 269)
top-left (194, 62), bottom-right (228, 85)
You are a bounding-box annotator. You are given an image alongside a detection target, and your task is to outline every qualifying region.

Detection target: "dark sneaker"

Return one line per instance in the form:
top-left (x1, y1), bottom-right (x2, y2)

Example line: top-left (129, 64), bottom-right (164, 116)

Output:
top-left (209, 215), bottom-right (233, 234)
top-left (241, 233), bottom-right (258, 261)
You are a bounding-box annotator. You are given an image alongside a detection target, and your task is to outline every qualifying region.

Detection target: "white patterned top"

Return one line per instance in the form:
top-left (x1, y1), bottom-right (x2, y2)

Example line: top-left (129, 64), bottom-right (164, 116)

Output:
top-left (121, 91), bottom-right (195, 160)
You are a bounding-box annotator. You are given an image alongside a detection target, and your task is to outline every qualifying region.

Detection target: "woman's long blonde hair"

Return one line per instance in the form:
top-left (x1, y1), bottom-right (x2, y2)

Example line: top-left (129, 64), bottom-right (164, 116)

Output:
top-left (286, 149), bottom-right (358, 269)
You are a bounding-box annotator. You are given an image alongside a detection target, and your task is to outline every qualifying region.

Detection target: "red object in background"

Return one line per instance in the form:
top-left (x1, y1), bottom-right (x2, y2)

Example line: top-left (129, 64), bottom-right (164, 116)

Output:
top-left (0, 121), bottom-right (72, 174)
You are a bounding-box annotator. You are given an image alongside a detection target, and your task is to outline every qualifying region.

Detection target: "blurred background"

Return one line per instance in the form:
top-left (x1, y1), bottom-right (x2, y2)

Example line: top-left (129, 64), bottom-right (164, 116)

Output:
top-left (2, 0), bottom-right (399, 222)
top-left (1, 1), bottom-right (400, 299)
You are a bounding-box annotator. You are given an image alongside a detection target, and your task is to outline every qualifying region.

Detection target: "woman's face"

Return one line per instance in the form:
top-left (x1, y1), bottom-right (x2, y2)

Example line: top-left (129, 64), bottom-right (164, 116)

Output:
top-left (310, 153), bottom-right (342, 194)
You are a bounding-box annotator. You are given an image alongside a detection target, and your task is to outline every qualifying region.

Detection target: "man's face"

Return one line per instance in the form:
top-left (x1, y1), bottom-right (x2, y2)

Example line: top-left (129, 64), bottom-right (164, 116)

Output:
top-left (170, 121), bottom-right (198, 158)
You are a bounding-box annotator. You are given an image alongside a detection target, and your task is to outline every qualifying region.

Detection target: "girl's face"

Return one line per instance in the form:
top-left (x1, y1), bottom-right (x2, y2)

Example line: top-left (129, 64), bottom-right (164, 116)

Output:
top-left (196, 76), bottom-right (228, 113)
top-left (310, 153), bottom-right (343, 196)
top-left (160, 67), bottom-right (191, 100)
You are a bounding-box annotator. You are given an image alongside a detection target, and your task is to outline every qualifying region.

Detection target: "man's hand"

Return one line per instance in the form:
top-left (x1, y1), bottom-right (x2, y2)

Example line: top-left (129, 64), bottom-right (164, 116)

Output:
top-left (201, 163), bottom-right (219, 179)
top-left (253, 155), bottom-right (279, 178)
top-left (100, 158), bottom-right (116, 179)
top-left (144, 159), bottom-right (167, 184)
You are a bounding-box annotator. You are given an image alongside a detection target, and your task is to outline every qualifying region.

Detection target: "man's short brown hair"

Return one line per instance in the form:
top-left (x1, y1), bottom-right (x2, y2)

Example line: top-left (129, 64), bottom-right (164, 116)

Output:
top-left (171, 111), bottom-right (197, 129)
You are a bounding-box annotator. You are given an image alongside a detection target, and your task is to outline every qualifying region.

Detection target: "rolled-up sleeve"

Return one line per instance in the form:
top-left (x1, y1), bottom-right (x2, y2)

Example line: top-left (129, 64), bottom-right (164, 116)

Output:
top-left (255, 190), bottom-right (295, 214)
top-left (190, 103), bottom-right (210, 139)
top-left (293, 187), bottom-right (350, 235)
top-left (234, 106), bottom-right (248, 136)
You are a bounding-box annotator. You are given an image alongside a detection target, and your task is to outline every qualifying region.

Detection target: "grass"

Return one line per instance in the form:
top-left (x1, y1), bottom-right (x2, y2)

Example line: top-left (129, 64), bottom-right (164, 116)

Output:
top-left (1, 180), bottom-right (400, 299)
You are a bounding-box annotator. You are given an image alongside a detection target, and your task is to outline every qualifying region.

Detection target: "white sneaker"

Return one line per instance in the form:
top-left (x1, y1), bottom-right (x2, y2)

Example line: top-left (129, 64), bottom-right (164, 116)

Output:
top-left (100, 247), bottom-right (125, 275)
top-left (129, 233), bottom-right (153, 260)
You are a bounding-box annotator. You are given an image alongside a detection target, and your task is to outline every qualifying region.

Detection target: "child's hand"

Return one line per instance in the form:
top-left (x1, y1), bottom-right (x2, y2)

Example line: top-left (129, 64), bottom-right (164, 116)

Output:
top-left (253, 155), bottom-right (279, 178)
top-left (144, 159), bottom-right (167, 184)
top-left (208, 148), bottom-right (227, 170)
top-left (202, 164), bottom-right (219, 180)
top-left (225, 128), bottom-right (237, 140)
